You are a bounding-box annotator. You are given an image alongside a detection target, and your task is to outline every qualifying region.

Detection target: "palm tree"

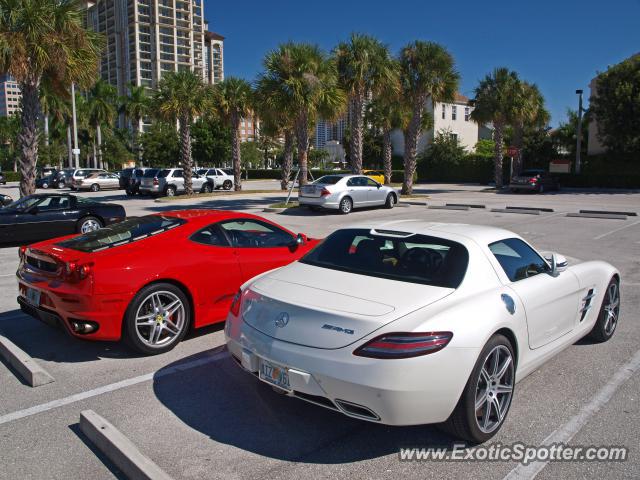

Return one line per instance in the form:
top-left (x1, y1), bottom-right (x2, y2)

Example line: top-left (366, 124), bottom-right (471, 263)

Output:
top-left (334, 33), bottom-right (396, 174)
top-left (153, 71), bottom-right (208, 195)
top-left (210, 77), bottom-right (253, 191)
top-left (261, 42), bottom-right (345, 185)
top-left (399, 41), bottom-right (459, 194)
top-left (255, 75), bottom-right (296, 190)
top-left (39, 81), bottom-right (70, 168)
top-left (0, 0), bottom-right (103, 196)
top-left (121, 84), bottom-right (149, 163)
top-left (87, 80), bottom-right (117, 169)
top-left (471, 67), bottom-right (521, 188)
top-left (511, 81), bottom-right (549, 175)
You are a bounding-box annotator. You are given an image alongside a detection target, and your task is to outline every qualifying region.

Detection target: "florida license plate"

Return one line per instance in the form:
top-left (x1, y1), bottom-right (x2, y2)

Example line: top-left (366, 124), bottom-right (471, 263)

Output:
top-left (25, 287), bottom-right (41, 307)
top-left (259, 359), bottom-right (290, 391)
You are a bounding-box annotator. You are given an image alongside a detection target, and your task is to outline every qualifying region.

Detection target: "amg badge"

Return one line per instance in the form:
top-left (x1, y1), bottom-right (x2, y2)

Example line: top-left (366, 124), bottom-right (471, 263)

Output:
top-left (322, 324), bottom-right (354, 335)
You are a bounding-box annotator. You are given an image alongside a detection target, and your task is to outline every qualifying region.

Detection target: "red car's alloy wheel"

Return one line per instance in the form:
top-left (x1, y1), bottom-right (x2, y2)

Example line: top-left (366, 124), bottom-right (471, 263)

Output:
top-left (133, 290), bottom-right (187, 350)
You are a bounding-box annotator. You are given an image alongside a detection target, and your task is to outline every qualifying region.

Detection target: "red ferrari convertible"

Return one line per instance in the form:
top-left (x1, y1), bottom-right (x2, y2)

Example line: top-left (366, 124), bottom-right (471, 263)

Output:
top-left (16, 210), bottom-right (318, 354)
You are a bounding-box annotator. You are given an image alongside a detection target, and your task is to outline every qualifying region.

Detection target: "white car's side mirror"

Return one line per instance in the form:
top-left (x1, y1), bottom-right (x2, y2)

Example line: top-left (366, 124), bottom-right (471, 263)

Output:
top-left (547, 253), bottom-right (568, 276)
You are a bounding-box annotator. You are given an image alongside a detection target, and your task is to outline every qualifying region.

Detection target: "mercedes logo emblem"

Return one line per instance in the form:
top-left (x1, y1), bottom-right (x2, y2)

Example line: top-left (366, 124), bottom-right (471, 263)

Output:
top-left (275, 312), bottom-right (290, 328)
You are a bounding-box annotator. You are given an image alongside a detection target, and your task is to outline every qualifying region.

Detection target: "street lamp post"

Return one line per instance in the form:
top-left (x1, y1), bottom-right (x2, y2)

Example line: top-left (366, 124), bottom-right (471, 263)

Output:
top-left (575, 89), bottom-right (584, 174)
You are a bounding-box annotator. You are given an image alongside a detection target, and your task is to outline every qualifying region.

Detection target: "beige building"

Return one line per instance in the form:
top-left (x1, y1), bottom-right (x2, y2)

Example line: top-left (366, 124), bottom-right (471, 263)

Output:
top-left (86, 0), bottom-right (208, 95)
top-left (0, 74), bottom-right (21, 117)
top-left (391, 93), bottom-right (480, 155)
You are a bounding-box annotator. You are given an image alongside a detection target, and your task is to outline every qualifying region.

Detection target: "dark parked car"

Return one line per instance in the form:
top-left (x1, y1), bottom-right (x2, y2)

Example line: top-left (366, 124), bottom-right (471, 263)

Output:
top-left (0, 194), bottom-right (126, 247)
top-left (0, 194), bottom-right (12, 206)
top-left (36, 174), bottom-right (55, 189)
top-left (53, 169), bottom-right (75, 189)
top-left (0, 171), bottom-right (6, 185)
top-left (510, 169), bottom-right (560, 193)
top-left (120, 167), bottom-right (152, 195)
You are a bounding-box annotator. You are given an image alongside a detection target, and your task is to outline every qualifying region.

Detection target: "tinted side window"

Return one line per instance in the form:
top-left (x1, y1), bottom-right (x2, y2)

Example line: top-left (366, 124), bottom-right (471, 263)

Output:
top-left (489, 238), bottom-right (549, 282)
top-left (173, 170), bottom-right (183, 178)
top-left (190, 224), bottom-right (228, 246)
top-left (219, 219), bottom-right (293, 248)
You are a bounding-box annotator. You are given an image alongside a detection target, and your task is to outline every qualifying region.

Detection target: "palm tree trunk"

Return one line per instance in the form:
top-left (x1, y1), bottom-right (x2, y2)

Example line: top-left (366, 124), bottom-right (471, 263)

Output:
top-left (280, 130), bottom-right (294, 191)
top-left (231, 113), bottom-right (242, 191)
top-left (296, 111), bottom-right (310, 186)
top-left (350, 94), bottom-right (365, 174)
top-left (67, 125), bottom-right (73, 167)
top-left (18, 81), bottom-right (40, 197)
top-left (513, 124), bottom-right (524, 176)
top-left (44, 114), bottom-right (50, 147)
top-left (402, 97), bottom-right (424, 195)
top-left (92, 141), bottom-right (97, 169)
top-left (179, 116), bottom-right (194, 195)
top-left (134, 117), bottom-right (142, 163)
top-left (383, 128), bottom-right (392, 185)
top-left (494, 123), bottom-right (505, 188)
top-left (96, 123), bottom-right (103, 169)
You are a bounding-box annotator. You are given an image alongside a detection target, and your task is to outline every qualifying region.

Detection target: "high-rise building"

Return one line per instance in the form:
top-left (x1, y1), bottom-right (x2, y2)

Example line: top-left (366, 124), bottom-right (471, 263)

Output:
top-left (239, 113), bottom-right (260, 143)
top-left (204, 30), bottom-right (224, 84)
top-left (85, 0), bottom-right (208, 96)
top-left (0, 74), bottom-right (21, 117)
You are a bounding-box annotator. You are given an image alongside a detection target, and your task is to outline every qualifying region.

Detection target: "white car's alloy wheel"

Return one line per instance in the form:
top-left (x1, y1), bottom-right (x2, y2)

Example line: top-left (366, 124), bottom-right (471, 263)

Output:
top-left (474, 345), bottom-right (514, 434)
top-left (339, 197), bottom-right (352, 214)
top-left (603, 282), bottom-right (619, 336)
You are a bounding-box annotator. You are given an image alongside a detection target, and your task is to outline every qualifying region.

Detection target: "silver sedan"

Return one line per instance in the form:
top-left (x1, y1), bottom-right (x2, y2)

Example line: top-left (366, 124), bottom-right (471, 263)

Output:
top-left (298, 174), bottom-right (399, 214)
top-left (76, 172), bottom-right (121, 192)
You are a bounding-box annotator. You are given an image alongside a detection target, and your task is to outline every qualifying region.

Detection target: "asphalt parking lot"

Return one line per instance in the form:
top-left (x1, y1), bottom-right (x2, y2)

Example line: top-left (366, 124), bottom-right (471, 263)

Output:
top-left (1, 182), bottom-right (639, 479)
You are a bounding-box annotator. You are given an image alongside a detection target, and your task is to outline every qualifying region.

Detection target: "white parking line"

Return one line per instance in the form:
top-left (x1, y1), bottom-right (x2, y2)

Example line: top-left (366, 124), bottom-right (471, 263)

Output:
top-left (0, 349), bottom-right (229, 426)
top-left (593, 220), bottom-right (640, 240)
top-left (503, 348), bottom-right (640, 480)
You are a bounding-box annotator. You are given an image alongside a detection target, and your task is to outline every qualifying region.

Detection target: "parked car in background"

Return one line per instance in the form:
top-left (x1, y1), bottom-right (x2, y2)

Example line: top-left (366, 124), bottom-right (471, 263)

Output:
top-left (299, 174), bottom-right (399, 214)
top-left (16, 210), bottom-right (318, 354)
top-left (76, 172), bottom-right (121, 192)
top-left (226, 221), bottom-right (620, 443)
top-left (139, 168), bottom-right (209, 197)
top-left (38, 166), bottom-right (58, 178)
top-left (0, 171), bottom-right (7, 185)
top-left (364, 170), bottom-right (385, 184)
top-left (510, 169), bottom-right (560, 193)
top-left (67, 168), bottom-right (107, 190)
top-left (36, 175), bottom-right (55, 189)
top-left (0, 194), bottom-right (12, 206)
top-left (197, 168), bottom-right (234, 190)
top-left (0, 193), bottom-right (125, 246)
top-left (120, 167), bottom-right (151, 195)
top-left (53, 169), bottom-right (74, 189)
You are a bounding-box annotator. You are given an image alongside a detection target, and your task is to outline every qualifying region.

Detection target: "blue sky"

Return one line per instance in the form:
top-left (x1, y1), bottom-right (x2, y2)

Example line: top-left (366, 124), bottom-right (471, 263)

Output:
top-left (204, 0), bottom-right (640, 126)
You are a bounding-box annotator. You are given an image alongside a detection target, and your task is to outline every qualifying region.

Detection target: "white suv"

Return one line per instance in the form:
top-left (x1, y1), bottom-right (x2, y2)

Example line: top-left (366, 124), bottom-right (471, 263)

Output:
top-left (139, 168), bottom-right (209, 196)
top-left (197, 168), bottom-right (234, 190)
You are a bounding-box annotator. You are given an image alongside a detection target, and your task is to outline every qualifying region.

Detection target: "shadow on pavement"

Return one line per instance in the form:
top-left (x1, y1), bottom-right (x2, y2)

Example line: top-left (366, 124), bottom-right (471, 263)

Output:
top-left (0, 308), bottom-right (223, 364)
top-left (153, 350), bottom-right (458, 464)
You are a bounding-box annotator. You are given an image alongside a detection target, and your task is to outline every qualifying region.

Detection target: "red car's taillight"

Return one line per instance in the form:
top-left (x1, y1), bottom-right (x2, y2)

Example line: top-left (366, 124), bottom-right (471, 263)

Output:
top-left (320, 187), bottom-right (331, 197)
top-left (64, 261), bottom-right (93, 281)
top-left (18, 245), bottom-right (27, 260)
top-left (353, 332), bottom-right (453, 359)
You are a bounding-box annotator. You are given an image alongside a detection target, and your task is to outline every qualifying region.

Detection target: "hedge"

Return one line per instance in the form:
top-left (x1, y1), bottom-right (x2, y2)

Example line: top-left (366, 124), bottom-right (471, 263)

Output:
top-left (246, 168), bottom-right (413, 183)
top-left (1, 171), bottom-right (20, 182)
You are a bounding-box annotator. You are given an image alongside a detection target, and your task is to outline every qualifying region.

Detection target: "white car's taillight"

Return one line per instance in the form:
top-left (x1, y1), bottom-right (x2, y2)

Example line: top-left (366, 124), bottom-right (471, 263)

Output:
top-left (353, 332), bottom-right (453, 359)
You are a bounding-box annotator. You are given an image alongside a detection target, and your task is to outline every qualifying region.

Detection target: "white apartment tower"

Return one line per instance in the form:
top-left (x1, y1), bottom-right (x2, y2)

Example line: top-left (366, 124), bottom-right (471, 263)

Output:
top-left (86, 0), bottom-right (207, 95)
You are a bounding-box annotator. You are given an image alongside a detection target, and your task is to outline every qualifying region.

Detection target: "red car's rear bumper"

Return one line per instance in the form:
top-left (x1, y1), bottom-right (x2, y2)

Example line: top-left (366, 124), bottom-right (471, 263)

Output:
top-left (17, 281), bottom-right (130, 341)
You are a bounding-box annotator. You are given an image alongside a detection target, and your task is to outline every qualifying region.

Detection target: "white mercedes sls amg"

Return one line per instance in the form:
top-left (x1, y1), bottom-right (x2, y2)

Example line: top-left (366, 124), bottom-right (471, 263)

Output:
top-left (225, 221), bottom-right (620, 443)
